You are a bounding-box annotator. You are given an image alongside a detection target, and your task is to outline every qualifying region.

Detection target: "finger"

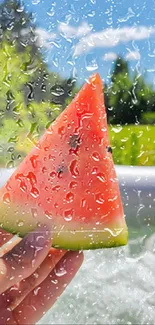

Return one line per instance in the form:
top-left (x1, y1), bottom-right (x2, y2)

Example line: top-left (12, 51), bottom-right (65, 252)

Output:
top-left (0, 228), bottom-right (14, 248)
top-left (0, 226), bottom-right (51, 294)
top-left (13, 251), bottom-right (84, 325)
top-left (0, 236), bottom-right (21, 257)
top-left (6, 248), bottom-right (66, 310)
top-left (0, 308), bottom-right (17, 325)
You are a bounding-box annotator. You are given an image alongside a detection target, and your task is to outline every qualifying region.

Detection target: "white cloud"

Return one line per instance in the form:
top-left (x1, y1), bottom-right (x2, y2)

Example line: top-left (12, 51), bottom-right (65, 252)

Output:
top-left (103, 52), bottom-right (117, 61)
top-left (73, 26), bottom-right (155, 56)
top-left (35, 28), bottom-right (56, 49)
top-left (58, 21), bottom-right (92, 39)
top-left (20, 28), bottom-right (56, 49)
top-left (125, 50), bottom-right (141, 61)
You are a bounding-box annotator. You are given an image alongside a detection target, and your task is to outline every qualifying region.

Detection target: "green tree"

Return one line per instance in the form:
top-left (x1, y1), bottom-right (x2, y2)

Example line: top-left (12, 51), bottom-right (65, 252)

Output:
top-left (0, 40), bottom-right (61, 167)
top-left (106, 56), bottom-right (155, 124)
top-left (0, 0), bottom-right (37, 52)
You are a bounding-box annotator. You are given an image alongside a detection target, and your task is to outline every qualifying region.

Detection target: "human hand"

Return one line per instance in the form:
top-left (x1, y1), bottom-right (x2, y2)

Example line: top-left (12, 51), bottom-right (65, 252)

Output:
top-left (0, 226), bottom-right (84, 325)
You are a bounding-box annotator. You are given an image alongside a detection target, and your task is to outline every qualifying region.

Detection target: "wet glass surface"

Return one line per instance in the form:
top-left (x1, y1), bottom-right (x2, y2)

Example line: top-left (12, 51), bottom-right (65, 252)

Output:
top-left (0, 0), bottom-right (155, 324)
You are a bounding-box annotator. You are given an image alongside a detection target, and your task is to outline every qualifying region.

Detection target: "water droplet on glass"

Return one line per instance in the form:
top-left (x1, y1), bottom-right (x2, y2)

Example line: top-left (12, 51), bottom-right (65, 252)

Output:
top-left (88, 10), bottom-right (95, 17)
top-left (55, 267), bottom-right (67, 277)
top-left (64, 209), bottom-right (73, 221)
top-left (3, 193), bottom-right (11, 204)
top-left (85, 54), bottom-right (98, 72)
top-left (51, 85), bottom-right (64, 97)
top-left (51, 54), bottom-right (59, 68)
top-left (66, 192), bottom-right (74, 203)
top-left (6, 161), bottom-right (14, 169)
top-left (47, 7), bottom-right (55, 16)
top-left (90, 0), bottom-right (96, 4)
top-left (51, 279), bottom-right (58, 284)
top-left (32, 0), bottom-right (40, 5)
top-left (97, 173), bottom-right (106, 183)
top-left (118, 7), bottom-right (135, 23)
top-left (34, 286), bottom-right (41, 295)
top-left (111, 125), bottom-right (122, 133)
top-left (92, 152), bottom-right (100, 161)
top-left (30, 187), bottom-right (39, 198)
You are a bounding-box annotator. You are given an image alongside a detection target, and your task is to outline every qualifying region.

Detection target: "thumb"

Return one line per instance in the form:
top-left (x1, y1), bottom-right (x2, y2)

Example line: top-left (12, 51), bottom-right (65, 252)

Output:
top-left (0, 225), bottom-right (51, 294)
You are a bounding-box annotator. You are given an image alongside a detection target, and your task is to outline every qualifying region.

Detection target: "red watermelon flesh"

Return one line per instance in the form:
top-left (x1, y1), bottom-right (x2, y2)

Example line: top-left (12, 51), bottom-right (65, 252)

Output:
top-left (0, 73), bottom-right (128, 250)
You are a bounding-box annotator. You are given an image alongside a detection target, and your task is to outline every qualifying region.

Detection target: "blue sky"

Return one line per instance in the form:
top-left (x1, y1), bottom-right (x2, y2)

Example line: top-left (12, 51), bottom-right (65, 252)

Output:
top-left (22, 0), bottom-right (155, 85)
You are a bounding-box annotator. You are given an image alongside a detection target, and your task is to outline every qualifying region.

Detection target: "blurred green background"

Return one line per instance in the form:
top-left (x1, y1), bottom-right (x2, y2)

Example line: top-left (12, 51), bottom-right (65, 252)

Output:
top-left (0, 0), bottom-right (155, 168)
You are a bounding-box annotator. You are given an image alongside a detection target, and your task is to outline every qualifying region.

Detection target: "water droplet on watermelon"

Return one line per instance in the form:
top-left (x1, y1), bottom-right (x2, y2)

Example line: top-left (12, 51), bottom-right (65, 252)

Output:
top-left (81, 198), bottom-right (86, 208)
top-left (55, 267), bottom-right (67, 277)
top-left (92, 152), bottom-right (100, 161)
top-left (27, 172), bottom-right (37, 185)
top-left (95, 193), bottom-right (105, 204)
top-left (49, 154), bottom-right (55, 161)
top-left (58, 126), bottom-right (65, 136)
top-left (6, 183), bottom-right (11, 191)
top-left (66, 192), bottom-right (74, 203)
top-left (50, 171), bottom-right (56, 179)
top-left (92, 167), bottom-right (98, 174)
top-left (20, 181), bottom-right (27, 192)
top-left (69, 160), bottom-right (79, 177)
top-left (3, 193), bottom-right (11, 204)
top-left (31, 208), bottom-right (38, 219)
top-left (69, 181), bottom-right (78, 189)
top-left (52, 185), bottom-right (61, 192)
top-left (47, 197), bottom-right (52, 203)
top-left (30, 155), bottom-right (38, 168)
top-left (64, 209), bottom-right (73, 221)
top-left (54, 202), bottom-right (59, 209)
top-left (45, 211), bottom-right (52, 220)
top-left (97, 173), bottom-right (106, 183)
top-left (42, 167), bottom-right (47, 173)
top-left (30, 187), bottom-right (39, 198)
top-left (17, 221), bottom-right (24, 227)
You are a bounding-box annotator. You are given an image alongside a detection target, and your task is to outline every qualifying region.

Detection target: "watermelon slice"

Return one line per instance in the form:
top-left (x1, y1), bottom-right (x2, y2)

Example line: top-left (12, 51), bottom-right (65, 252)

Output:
top-left (0, 73), bottom-right (128, 250)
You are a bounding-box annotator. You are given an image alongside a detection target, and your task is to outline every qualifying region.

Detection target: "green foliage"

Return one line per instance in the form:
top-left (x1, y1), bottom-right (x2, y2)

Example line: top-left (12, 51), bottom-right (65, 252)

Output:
top-left (141, 112), bottom-right (155, 125)
top-left (0, 39), bottom-right (62, 167)
top-left (109, 125), bottom-right (155, 166)
top-left (0, 100), bottom-right (61, 167)
top-left (0, 0), bottom-right (32, 33)
top-left (106, 56), bottom-right (155, 125)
